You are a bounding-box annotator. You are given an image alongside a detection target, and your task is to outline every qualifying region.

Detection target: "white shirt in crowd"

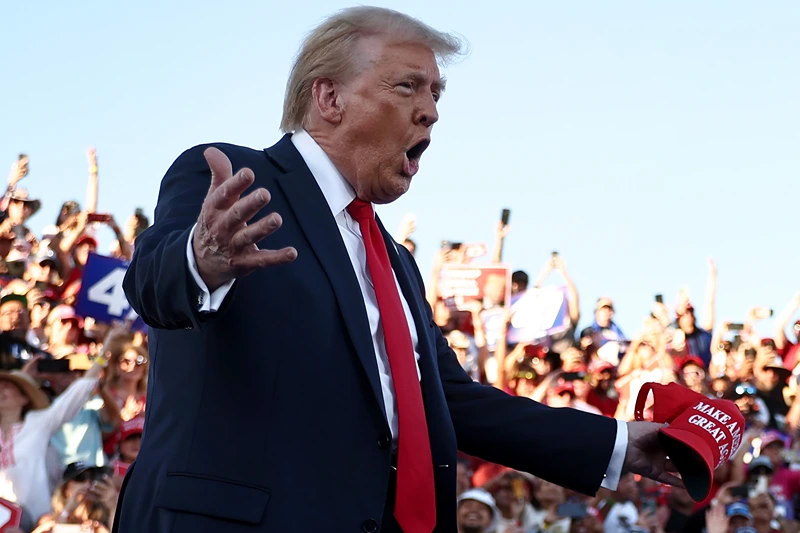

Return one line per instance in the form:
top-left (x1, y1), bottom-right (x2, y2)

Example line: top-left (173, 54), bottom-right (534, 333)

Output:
top-left (186, 130), bottom-right (628, 489)
top-left (0, 377), bottom-right (98, 520)
top-left (603, 500), bottom-right (639, 533)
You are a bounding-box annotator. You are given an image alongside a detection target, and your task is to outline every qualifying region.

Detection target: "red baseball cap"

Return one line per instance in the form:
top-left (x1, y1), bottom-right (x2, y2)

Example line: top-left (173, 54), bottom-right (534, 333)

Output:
top-left (680, 356), bottom-right (706, 370)
top-left (75, 235), bottom-right (98, 249)
top-left (589, 360), bottom-right (615, 374)
top-left (760, 432), bottom-right (786, 451)
top-left (635, 382), bottom-right (745, 502)
top-left (119, 417), bottom-right (144, 441)
top-left (551, 382), bottom-right (575, 396)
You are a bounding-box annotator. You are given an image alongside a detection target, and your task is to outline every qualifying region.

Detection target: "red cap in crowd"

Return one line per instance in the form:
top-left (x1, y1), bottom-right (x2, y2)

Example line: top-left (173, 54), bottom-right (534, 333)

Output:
top-left (120, 417), bottom-right (145, 441)
top-left (550, 382), bottom-right (575, 397)
top-left (48, 304), bottom-right (84, 328)
top-left (635, 382), bottom-right (745, 502)
top-left (679, 356), bottom-right (706, 370)
top-left (589, 360), bottom-right (615, 374)
top-left (760, 431), bottom-right (786, 451)
top-left (75, 235), bottom-right (98, 249)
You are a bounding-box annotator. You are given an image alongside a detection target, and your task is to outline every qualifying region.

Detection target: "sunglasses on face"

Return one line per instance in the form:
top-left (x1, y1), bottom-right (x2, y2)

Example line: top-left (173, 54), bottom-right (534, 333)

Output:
top-left (119, 354), bottom-right (147, 366)
top-left (71, 467), bottom-right (110, 483)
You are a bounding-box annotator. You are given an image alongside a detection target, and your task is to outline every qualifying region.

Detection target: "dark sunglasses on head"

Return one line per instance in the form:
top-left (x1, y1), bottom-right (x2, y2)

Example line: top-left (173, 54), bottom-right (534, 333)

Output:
top-left (72, 466), bottom-right (111, 483)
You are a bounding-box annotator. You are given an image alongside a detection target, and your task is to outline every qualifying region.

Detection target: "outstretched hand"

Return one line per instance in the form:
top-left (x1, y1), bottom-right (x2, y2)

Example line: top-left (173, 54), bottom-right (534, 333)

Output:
top-left (623, 421), bottom-right (683, 487)
top-left (193, 147), bottom-right (297, 291)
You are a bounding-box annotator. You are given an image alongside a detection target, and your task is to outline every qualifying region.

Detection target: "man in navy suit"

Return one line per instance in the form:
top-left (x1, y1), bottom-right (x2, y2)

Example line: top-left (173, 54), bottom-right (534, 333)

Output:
top-left (115, 6), bottom-right (679, 533)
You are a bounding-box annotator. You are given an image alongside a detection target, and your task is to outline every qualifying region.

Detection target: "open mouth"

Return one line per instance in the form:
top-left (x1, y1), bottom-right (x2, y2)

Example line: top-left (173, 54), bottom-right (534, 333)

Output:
top-left (406, 138), bottom-right (430, 161)
top-left (403, 138), bottom-right (430, 177)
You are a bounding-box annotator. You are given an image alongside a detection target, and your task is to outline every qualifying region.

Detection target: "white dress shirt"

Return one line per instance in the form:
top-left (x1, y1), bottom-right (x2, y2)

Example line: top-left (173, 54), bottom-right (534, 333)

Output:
top-left (185, 130), bottom-right (628, 489)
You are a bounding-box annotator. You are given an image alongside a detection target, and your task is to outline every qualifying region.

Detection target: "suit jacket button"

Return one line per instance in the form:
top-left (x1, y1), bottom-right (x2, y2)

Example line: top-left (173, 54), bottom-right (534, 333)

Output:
top-left (362, 519), bottom-right (378, 533)
top-left (377, 435), bottom-right (391, 449)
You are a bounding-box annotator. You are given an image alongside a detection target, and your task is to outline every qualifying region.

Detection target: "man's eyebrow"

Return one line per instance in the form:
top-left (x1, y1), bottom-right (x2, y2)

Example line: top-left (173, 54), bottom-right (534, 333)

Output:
top-left (406, 72), bottom-right (446, 93)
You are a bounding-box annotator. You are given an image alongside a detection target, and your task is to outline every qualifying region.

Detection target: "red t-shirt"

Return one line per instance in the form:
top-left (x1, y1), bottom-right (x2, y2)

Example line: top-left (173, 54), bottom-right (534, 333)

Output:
top-left (779, 341), bottom-right (799, 371)
top-left (587, 389), bottom-right (619, 418)
top-left (771, 467), bottom-right (800, 502)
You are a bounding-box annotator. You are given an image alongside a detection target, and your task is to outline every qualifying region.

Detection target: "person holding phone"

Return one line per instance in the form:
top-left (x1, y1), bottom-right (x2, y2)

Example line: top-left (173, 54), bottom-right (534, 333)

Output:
top-left (32, 464), bottom-right (117, 533)
top-left (0, 353), bottom-right (104, 523)
top-left (0, 187), bottom-right (41, 268)
top-left (524, 254), bottom-right (581, 356)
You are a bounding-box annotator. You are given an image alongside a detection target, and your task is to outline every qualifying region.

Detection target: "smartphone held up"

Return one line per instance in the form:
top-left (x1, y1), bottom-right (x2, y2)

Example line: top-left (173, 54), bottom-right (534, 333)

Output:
top-left (87, 213), bottom-right (113, 223)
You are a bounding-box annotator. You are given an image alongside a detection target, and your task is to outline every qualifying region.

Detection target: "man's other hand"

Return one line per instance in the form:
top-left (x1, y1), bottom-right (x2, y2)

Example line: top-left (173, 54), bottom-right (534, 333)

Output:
top-left (193, 147), bottom-right (297, 291)
top-left (624, 421), bottom-right (683, 487)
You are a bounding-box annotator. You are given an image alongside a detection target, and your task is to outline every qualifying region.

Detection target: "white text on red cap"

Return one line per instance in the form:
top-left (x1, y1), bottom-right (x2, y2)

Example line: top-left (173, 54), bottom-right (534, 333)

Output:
top-left (687, 401), bottom-right (742, 466)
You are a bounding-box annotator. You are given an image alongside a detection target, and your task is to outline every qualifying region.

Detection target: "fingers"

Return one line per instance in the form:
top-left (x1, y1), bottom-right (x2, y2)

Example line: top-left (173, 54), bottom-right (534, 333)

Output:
top-left (204, 147), bottom-right (233, 193)
top-left (218, 187), bottom-right (270, 235)
top-left (209, 169), bottom-right (255, 212)
top-left (229, 211), bottom-right (282, 251)
top-left (655, 470), bottom-right (683, 488)
top-left (231, 247), bottom-right (297, 272)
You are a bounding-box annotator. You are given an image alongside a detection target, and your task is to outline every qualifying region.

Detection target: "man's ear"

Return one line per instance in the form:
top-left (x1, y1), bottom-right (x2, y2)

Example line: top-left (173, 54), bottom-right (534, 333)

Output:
top-left (311, 78), bottom-right (343, 125)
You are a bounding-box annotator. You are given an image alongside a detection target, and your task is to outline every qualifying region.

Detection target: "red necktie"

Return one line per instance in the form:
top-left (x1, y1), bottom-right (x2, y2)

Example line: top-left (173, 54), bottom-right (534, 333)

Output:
top-left (347, 198), bottom-right (436, 533)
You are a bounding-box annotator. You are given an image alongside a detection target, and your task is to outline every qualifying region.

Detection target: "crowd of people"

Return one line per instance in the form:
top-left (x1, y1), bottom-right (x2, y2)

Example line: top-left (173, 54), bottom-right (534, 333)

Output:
top-left (0, 151), bottom-right (797, 533)
top-left (0, 153), bottom-right (148, 532)
top-left (398, 221), bottom-right (800, 533)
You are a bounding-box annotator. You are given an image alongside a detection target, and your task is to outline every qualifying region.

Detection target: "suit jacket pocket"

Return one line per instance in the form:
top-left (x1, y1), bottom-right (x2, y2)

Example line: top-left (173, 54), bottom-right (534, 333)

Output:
top-left (155, 472), bottom-right (271, 525)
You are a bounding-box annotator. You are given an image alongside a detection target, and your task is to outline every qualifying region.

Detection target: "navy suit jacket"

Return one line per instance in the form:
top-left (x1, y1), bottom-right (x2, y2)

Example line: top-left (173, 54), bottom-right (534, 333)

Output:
top-left (114, 135), bottom-right (618, 533)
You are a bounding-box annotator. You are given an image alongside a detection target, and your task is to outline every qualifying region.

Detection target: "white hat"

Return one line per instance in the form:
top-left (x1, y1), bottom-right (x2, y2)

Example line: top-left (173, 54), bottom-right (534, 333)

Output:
top-left (41, 225), bottom-right (60, 239)
top-left (457, 488), bottom-right (499, 531)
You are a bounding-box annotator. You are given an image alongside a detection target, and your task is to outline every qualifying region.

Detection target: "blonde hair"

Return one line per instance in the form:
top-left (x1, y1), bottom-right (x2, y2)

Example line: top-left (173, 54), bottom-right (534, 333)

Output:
top-left (281, 6), bottom-right (465, 133)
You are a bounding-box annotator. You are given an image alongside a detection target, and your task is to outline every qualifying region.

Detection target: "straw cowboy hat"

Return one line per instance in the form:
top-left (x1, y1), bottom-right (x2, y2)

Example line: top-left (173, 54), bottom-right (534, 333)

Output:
top-left (8, 187), bottom-right (42, 216)
top-left (0, 370), bottom-right (49, 410)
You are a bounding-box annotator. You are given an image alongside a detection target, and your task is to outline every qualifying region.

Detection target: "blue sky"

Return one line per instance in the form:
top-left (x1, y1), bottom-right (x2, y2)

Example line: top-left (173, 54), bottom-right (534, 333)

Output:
top-left (1, 1), bottom-right (798, 338)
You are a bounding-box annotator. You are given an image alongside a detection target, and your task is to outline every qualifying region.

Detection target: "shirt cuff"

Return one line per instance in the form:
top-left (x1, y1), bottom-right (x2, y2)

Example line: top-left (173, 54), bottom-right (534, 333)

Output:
top-left (186, 224), bottom-right (235, 313)
top-left (601, 420), bottom-right (628, 491)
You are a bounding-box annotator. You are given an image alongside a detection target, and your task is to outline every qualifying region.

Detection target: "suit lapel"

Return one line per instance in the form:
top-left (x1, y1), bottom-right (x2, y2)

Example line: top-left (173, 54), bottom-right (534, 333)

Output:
top-left (265, 137), bottom-right (388, 429)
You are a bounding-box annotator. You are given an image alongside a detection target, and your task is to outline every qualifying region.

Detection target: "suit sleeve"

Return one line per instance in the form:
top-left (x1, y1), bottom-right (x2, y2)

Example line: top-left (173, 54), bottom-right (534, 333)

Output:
top-left (122, 144), bottom-right (237, 330)
top-left (399, 248), bottom-right (619, 495)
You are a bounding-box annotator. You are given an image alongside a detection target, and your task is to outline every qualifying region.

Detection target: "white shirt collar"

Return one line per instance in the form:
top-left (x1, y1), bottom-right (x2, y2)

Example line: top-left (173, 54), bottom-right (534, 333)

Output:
top-left (290, 129), bottom-right (357, 217)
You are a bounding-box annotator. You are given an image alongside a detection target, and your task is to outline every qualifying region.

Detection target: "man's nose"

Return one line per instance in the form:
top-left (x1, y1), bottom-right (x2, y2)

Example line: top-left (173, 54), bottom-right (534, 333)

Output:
top-left (417, 95), bottom-right (439, 127)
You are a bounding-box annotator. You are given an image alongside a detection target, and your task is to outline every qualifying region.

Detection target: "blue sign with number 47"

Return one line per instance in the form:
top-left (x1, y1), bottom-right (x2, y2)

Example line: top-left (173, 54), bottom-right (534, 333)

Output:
top-left (75, 252), bottom-right (146, 331)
